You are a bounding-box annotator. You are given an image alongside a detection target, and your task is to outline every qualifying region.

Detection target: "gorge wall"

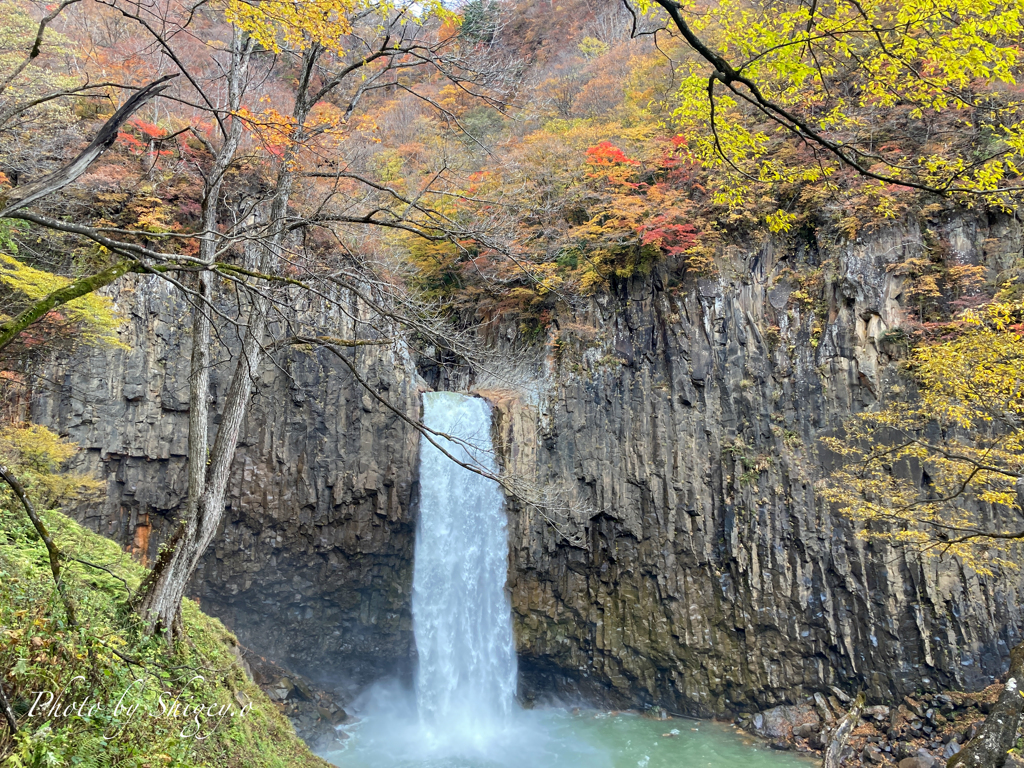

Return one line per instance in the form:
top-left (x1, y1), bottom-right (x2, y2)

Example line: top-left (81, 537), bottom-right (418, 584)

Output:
top-left (496, 213), bottom-right (1024, 715)
top-left (30, 278), bottom-right (423, 690)
top-left (30, 214), bottom-right (1024, 713)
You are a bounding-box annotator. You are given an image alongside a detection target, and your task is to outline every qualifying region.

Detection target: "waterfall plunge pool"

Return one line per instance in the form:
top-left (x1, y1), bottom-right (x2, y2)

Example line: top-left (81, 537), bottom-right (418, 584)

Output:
top-left (322, 392), bottom-right (813, 768)
top-left (321, 695), bottom-right (817, 768)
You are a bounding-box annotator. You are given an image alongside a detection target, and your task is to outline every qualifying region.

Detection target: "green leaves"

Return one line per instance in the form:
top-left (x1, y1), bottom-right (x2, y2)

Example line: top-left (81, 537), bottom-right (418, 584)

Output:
top-left (0, 502), bottom-right (322, 767)
top-left (0, 253), bottom-right (126, 350)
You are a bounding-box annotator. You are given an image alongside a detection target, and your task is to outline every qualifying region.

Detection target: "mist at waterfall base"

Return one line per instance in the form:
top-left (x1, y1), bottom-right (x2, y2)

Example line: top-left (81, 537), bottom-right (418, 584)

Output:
top-left (322, 392), bottom-right (812, 768)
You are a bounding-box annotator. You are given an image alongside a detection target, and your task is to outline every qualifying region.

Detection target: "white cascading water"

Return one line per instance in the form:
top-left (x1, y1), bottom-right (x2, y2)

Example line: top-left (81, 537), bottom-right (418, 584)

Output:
top-left (413, 391), bottom-right (518, 747)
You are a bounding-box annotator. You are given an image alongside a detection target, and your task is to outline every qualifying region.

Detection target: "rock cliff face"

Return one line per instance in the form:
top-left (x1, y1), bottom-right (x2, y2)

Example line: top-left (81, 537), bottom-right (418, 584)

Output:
top-left (31, 276), bottom-right (423, 689)
top-left (494, 214), bottom-right (1024, 715)
top-left (31, 215), bottom-right (1024, 714)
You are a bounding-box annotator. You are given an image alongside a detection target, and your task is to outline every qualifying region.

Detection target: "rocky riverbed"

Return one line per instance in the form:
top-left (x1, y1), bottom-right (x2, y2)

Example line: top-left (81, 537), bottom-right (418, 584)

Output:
top-left (240, 647), bottom-right (352, 753)
top-left (738, 683), bottom-right (1009, 766)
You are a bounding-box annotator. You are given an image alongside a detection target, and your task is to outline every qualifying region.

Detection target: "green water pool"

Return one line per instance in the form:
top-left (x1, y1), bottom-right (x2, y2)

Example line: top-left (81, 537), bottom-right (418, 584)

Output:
top-left (322, 707), bottom-right (818, 768)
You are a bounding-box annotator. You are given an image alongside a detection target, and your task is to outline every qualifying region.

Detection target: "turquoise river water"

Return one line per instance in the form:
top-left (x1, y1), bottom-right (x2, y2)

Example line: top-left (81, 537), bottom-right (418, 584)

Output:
top-left (323, 704), bottom-right (816, 768)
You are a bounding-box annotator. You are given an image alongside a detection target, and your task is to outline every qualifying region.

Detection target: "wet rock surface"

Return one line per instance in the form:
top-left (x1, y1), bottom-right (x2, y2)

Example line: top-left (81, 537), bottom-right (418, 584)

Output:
top-left (242, 647), bottom-right (352, 752)
top-left (735, 675), bottom-right (1003, 765)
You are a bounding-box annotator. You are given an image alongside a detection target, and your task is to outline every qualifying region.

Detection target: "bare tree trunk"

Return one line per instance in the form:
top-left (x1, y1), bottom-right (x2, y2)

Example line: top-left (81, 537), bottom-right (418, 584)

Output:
top-left (0, 462), bottom-right (75, 626)
top-left (132, 30), bottom-right (254, 637)
top-left (133, 278), bottom-right (271, 636)
top-left (823, 693), bottom-right (865, 768)
top-left (948, 641), bottom-right (1024, 768)
top-left (132, 36), bottom-right (301, 638)
top-left (131, 44), bottom-right (321, 638)
top-left (132, 268), bottom-right (214, 636)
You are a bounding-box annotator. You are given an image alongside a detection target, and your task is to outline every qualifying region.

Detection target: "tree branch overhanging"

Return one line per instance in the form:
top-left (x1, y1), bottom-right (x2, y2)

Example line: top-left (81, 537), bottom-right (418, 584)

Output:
top-left (648, 0), bottom-right (1019, 197)
top-left (0, 462), bottom-right (76, 626)
top-left (0, 74), bottom-right (179, 217)
top-left (0, 260), bottom-right (142, 354)
top-left (0, 676), bottom-right (16, 734)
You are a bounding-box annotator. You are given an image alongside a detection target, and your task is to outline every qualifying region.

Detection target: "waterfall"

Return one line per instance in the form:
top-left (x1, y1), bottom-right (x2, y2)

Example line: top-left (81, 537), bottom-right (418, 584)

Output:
top-left (326, 392), bottom-right (803, 768)
top-left (413, 391), bottom-right (518, 740)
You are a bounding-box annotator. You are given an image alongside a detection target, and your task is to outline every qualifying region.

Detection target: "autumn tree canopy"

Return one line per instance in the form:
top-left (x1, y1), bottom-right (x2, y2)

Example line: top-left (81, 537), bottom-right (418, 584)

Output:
top-left (640, 0), bottom-right (1024, 231)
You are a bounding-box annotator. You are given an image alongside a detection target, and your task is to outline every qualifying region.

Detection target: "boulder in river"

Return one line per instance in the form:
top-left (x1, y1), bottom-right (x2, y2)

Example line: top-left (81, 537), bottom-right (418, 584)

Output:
top-left (750, 704), bottom-right (819, 740)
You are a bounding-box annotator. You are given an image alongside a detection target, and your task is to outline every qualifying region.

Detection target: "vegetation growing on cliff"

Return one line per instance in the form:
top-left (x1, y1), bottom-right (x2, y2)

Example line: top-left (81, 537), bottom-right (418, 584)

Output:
top-left (823, 299), bottom-right (1024, 765)
top-left (824, 299), bottom-right (1024, 569)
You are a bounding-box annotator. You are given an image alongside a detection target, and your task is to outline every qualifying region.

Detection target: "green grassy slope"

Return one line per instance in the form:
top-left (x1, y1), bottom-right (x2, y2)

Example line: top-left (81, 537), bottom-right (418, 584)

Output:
top-left (0, 502), bottom-right (328, 768)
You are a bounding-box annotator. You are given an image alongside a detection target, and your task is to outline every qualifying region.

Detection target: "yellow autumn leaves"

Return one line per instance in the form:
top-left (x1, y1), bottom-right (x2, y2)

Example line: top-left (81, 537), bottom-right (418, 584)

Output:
top-left (0, 252), bottom-right (125, 349)
top-left (636, 0), bottom-right (1024, 225)
top-left (225, 0), bottom-right (456, 55)
top-left (0, 424), bottom-right (103, 511)
top-left (822, 301), bottom-right (1024, 573)
top-left (225, 0), bottom-right (356, 54)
